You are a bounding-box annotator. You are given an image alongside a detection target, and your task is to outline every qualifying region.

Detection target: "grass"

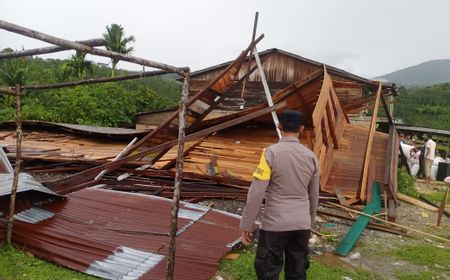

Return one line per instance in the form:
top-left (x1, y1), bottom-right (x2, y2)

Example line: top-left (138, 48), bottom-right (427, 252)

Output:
top-left (218, 246), bottom-right (379, 280)
top-left (393, 244), bottom-right (450, 270)
top-left (422, 191), bottom-right (450, 204)
top-left (0, 245), bottom-right (96, 280)
top-left (395, 271), bottom-right (444, 280)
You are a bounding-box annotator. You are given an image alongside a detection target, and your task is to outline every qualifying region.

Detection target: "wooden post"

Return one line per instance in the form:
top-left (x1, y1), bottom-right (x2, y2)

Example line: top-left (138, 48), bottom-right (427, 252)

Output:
top-left (436, 186), bottom-right (449, 227)
top-left (166, 73), bottom-right (190, 280)
top-left (6, 84), bottom-right (22, 244)
top-left (253, 47), bottom-right (281, 139)
top-left (358, 82), bottom-right (382, 201)
top-left (240, 12), bottom-right (259, 100)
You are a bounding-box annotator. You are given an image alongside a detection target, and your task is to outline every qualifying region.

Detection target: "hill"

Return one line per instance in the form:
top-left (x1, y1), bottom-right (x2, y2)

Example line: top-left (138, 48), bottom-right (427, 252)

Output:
top-left (395, 83), bottom-right (450, 130)
top-left (377, 59), bottom-right (450, 87)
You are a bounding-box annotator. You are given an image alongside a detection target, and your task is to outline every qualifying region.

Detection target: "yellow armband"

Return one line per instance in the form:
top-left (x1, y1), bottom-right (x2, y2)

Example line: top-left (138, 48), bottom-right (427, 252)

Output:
top-left (252, 149), bottom-right (271, 181)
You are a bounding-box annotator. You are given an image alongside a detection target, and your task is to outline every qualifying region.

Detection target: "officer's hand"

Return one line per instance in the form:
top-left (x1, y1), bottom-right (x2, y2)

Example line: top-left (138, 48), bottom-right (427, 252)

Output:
top-left (241, 231), bottom-right (252, 245)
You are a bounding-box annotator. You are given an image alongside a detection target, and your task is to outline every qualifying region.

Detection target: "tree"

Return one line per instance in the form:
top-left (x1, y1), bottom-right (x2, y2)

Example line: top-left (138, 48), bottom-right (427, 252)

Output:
top-left (0, 48), bottom-right (28, 107)
top-left (62, 51), bottom-right (93, 80)
top-left (103, 23), bottom-right (136, 77)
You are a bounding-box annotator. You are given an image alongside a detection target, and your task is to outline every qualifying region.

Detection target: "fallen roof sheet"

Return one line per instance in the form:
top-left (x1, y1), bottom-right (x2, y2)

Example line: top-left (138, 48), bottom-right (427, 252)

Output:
top-left (0, 173), bottom-right (61, 198)
top-left (0, 147), bottom-right (13, 174)
top-left (1, 188), bottom-right (242, 280)
top-left (0, 120), bottom-right (147, 139)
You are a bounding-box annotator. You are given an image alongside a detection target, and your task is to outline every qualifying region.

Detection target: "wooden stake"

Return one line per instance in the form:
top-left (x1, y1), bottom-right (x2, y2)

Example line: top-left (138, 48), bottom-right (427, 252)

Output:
top-left (436, 186), bottom-right (449, 227)
top-left (6, 84), bottom-right (22, 244)
top-left (326, 202), bottom-right (450, 243)
top-left (166, 74), bottom-right (190, 280)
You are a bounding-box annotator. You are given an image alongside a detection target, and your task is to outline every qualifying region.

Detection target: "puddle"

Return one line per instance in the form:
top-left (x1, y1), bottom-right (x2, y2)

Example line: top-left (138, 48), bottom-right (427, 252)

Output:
top-left (312, 252), bottom-right (357, 271)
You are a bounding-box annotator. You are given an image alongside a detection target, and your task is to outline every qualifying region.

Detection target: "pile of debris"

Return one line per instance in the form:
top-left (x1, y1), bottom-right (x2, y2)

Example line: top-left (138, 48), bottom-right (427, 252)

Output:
top-left (4, 18), bottom-right (448, 280)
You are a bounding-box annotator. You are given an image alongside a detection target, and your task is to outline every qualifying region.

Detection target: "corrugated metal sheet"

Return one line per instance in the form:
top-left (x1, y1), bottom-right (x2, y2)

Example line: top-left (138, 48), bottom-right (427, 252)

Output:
top-left (0, 147), bottom-right (13, 174)
top-left (14, 207), bottom-right (55, 224)
top-left (0, 173), bottom-right (62, 198)
top-left (1, 188), bottom-right (242, 279)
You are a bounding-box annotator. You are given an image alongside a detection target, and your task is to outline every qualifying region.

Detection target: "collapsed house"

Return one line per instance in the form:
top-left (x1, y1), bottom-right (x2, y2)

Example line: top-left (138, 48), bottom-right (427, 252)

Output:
top-left (0, 19), bottom-right (403, 279)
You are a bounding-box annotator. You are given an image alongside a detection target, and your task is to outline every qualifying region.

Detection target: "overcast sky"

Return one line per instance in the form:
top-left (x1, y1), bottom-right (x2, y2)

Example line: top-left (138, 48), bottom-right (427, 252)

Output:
top-left (1, 0), bottom-right (449, 78)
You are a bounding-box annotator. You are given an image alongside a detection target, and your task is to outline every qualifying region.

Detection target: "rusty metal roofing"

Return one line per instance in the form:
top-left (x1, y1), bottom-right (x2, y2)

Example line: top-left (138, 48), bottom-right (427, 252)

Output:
top-left (2, 188), bottom-right (242, 279)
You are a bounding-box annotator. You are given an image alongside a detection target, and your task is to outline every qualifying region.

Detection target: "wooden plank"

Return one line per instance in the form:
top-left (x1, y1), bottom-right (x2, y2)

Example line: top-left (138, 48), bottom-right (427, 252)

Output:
top-left (358, 82), bottom-right (382, 201)
top-left (334, 187), bottom-right (350, 207)
top-left (326, 102), bottom-right (338, 148)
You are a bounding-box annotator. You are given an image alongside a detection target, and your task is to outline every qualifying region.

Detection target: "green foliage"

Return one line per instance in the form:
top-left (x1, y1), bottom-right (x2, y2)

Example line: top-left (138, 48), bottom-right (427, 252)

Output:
top-left (62, 51), bottom-right (93, 80)
top-left (422, 190), bottom-right (450, 204)
top-left (0, 55), bottom-right (181, 127)
top-left (398, 168), bottom-right (418, 197)
top-left (103, 23), bottom-right (136, 77)
top-left (393, 244), bottom-right (450, 269)
top-left (0, 48), bottom-right (29, 87)
top-left (0, 245), bottom-right (96, 280)
top-left (395, 83), bottom-right (450, 130)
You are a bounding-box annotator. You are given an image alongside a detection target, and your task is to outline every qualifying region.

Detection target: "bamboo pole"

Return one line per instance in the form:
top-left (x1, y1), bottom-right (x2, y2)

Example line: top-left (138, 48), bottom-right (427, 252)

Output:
top-left (0, 38), bottom-right (105, 59)
top-left (326, 202), bottom-right (450, 243)
top-left (6, 84), bottom-right (22, 244)
top-left (166, 73), bottom-right (190, 280)
top-left (0, 87), bottom-right (16, 96)
top-left (22, 70), bottom-right (168, 91)
top-left (0, 20), bottom-right (188, 76)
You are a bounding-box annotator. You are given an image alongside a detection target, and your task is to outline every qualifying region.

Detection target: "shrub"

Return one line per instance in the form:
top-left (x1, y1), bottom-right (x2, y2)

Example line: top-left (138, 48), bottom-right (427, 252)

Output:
top-left (397, 168), bottom-right (418, 197)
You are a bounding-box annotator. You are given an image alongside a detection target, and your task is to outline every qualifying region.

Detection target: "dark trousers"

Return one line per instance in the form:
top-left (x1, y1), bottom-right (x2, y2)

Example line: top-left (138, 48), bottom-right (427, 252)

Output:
top-left (254, 229), bottom-right (310, 280)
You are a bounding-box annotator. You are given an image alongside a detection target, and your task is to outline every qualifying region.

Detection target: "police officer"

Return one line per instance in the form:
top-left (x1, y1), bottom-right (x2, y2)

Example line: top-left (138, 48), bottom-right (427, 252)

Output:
top-left (240, 110), bottom-right (320, 280)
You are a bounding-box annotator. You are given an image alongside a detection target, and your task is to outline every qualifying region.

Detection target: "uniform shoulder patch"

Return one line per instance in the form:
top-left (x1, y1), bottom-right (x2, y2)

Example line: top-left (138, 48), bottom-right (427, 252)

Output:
top-left (252, 148), bottom-right (271, 181)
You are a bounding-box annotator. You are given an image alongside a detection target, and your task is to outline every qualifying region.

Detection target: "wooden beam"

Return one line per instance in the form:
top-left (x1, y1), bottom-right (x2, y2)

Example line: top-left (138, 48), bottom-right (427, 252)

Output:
top-left (0, 38), bottom-right (105, 59)
top-left (328, 201), bottom-right (450, 243)
top-left (0, 20), bottom-right (188, 75)
top-left (358, 82), bottom-right (382, 201)
top-left (6, 85), bottom-right (22, 244)
top-left (326, 102), bottom-right (338, 148)
top-left (45, 102), bottom-right (286, 193)
top-left (253, 46), bottom-right (281, 138)
top-left (0, 87), bottom-right (16, 96)
top-left (166, 74), bottom-right (190, 279)
top-left (22, 70), bottom-right (168, 91)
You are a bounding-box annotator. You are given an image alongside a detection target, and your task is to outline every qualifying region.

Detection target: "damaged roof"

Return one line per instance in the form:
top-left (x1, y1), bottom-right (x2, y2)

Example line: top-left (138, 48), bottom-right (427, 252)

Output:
top-left (0, 188), bottom-right (242, 280)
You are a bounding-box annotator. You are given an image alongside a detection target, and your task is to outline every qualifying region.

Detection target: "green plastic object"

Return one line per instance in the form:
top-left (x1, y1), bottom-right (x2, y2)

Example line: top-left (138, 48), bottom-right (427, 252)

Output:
top-left (335, 181), bottom-right (381, 256)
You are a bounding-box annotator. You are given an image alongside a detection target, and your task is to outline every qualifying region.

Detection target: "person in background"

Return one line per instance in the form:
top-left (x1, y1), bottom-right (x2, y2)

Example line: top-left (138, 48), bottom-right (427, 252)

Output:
top-left (425, 135), bottom-right (437, 183)
top-left (240, 110), bottom-right (320, 280)
top-left (416, 144), bottom-right (426, 179)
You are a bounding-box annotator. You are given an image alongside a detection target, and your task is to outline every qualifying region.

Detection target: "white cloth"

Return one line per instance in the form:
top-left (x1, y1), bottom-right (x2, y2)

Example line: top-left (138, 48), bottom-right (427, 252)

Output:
top-left (425, 139), bottom-right (436, 160)
top-left (431, 157), bottom-right (444, 181)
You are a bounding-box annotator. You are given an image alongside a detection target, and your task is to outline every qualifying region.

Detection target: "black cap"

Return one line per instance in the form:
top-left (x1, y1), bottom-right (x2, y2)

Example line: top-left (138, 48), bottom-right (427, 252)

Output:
top-left (280, 110), bottom-right (303, 132)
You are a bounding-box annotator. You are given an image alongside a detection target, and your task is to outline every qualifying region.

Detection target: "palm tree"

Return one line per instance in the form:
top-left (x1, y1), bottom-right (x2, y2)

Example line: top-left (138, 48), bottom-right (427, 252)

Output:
top-left (62, 51), bottom-right (93, 80)
top-left (0, 48), bottom-right (28, 106)
top-left (103, 23), bottom-right (136, 77)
